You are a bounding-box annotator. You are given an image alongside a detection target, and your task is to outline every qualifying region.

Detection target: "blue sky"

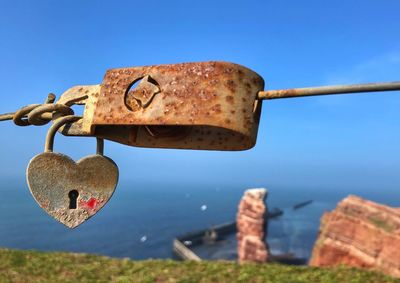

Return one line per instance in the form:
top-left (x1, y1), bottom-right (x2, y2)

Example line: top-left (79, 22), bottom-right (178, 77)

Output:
top-left (0, 0), bottom-right (399, 191)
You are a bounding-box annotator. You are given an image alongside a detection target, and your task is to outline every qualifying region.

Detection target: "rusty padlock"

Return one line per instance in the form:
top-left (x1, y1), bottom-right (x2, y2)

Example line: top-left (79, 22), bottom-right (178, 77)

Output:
top-left (57, 61), bottom-right (264, 151)
top-left (26, 115), bottom-right (119, 228)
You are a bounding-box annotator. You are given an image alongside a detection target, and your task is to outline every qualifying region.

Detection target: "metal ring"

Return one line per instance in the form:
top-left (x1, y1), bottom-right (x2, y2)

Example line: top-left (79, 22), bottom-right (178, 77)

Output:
top-left (13, 104), bottom-right (41, 126)
top-left (28, 104), bottom-right (74, 126)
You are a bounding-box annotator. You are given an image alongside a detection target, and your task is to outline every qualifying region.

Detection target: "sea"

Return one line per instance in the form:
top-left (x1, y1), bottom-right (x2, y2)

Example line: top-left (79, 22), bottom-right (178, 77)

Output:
top-left (0, 178), bottom-right (398, 261)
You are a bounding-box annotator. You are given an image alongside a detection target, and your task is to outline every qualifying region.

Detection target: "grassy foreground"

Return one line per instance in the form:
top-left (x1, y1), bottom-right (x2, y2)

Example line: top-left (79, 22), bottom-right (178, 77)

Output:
top-left (0, 249), bottom-right (398, 283)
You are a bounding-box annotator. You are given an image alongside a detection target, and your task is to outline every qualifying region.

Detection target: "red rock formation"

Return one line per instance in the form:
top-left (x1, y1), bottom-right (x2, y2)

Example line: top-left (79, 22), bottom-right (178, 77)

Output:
top-left (310, 195), bottom-right (400, 277)
top-left (237, 188), bottom-right (269, 263)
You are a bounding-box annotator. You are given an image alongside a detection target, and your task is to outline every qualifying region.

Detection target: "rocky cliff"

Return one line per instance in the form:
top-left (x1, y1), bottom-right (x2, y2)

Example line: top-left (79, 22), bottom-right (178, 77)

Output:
top-left (310, 195), bottom-right (400, 277)
top-left (237, 188), bottom-right (269, 263)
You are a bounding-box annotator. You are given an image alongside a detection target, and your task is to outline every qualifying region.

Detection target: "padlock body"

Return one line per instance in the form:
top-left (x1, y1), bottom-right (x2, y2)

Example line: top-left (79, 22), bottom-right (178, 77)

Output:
top-left (26, 152), bottom-right (118, 228)
top-left (61, 61), bottom-right (264, 150)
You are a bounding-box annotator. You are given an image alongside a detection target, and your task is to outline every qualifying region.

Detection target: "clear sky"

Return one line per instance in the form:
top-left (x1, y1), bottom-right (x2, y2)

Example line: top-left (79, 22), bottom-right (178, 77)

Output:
top-left (0, 0), bottom-right (399, 192)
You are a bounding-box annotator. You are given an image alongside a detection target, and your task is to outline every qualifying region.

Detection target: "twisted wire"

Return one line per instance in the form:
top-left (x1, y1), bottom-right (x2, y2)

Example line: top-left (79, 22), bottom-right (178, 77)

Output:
top-left (0, 93), bottom-right (74, 127)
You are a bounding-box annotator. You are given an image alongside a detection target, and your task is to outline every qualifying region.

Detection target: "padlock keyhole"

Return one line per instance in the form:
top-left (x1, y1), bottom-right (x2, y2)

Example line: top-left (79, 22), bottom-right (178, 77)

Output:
top-left (68, 190), bottom-right (79, 209)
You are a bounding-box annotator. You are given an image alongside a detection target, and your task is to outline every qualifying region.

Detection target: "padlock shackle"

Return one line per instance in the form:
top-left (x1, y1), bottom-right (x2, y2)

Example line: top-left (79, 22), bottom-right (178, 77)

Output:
top-left (257, 81), bottom-right (400, 100)
top-left (45, 115), bottom-right (81, 152)
top-left (45, 115), bottom-right (104, 155)
top-left (96, 138), bottom-right (104, 155)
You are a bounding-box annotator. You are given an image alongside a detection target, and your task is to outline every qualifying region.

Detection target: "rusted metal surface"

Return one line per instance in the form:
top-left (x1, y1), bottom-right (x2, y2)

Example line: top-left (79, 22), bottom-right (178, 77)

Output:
top-left (58, 61), bottom-right (264, 150)
top-left (258, 81), bottom-right (400, 100)
top-left (56, 85), bottom-right (101, 136)
top-left (26, 116), bottom-right (118, 228)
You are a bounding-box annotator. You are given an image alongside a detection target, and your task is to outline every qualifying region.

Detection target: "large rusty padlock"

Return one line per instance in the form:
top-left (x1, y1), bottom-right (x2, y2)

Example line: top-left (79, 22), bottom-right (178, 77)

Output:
top-left (26, 115), bottom-right (119, 228)
top-left (57, 61), bottom-right (264, 151)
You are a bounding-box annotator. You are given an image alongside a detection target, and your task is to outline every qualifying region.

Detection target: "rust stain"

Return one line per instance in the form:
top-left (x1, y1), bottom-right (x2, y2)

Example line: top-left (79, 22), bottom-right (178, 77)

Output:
top-left (270, 89), bottom-right (299, 98)
top-left (225, 95), bottom-right (234, 104)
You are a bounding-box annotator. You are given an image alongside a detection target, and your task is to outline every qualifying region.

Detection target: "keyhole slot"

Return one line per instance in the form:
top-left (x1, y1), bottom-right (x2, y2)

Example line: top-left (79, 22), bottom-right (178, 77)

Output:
top-left (68, 190), bottom-right (79, 209)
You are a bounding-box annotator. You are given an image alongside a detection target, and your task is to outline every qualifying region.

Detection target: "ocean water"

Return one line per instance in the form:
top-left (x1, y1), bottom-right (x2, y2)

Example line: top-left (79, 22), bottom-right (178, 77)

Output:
top-left (0, 178), bottom-right (398, 260)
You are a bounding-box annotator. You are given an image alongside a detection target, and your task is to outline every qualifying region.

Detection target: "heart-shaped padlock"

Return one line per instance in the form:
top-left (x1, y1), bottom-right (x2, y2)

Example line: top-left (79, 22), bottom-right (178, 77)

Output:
top-left (26, 115), bottom-right (119, 228)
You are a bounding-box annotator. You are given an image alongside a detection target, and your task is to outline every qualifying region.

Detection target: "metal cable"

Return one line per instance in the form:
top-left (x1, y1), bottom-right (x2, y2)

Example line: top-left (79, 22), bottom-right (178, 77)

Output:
top-left (0, 113), bottom-right (14, 122)
top-left (0, 93), bottom-right (74, 127)
top-left (257, 81), bottom-right (400, 100)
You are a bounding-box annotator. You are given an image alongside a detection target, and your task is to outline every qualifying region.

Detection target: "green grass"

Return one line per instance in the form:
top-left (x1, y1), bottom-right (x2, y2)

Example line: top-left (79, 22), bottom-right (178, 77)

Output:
top-left (0, 248), bottom-right (398, 283)
top-left (368, 216), bottom-right (395, 233)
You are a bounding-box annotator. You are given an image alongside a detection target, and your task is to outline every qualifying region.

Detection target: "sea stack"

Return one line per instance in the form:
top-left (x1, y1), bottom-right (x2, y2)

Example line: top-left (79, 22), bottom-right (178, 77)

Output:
top-left (310, 195), bottom-right (400, 277)
top-left (237, 188), bottom-right (269, 263)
